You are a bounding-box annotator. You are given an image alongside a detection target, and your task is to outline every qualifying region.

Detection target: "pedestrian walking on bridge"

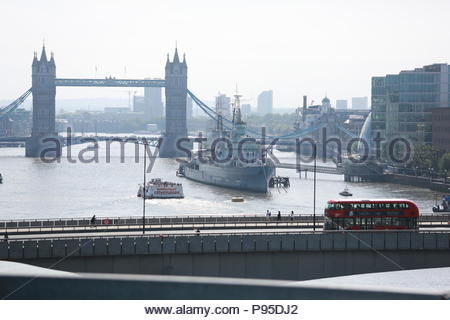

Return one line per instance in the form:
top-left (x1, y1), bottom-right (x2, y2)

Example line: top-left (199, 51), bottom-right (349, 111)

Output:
top-left (90, 214), bottom-right (96, 227)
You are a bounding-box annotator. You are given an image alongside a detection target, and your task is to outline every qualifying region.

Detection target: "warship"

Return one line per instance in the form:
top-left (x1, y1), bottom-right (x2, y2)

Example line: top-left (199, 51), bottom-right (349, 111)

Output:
top-left (178, 94), bottom-right (275, 193)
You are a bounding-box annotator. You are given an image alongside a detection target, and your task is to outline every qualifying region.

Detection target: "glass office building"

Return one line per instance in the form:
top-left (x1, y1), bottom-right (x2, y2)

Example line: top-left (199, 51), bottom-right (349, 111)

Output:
top-left (371, 64), bottom-right (449, 147)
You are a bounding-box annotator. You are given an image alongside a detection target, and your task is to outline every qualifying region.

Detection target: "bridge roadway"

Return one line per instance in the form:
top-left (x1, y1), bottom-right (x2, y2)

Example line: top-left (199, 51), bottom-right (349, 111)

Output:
top-left (1, 213), bottom-right (450, 236)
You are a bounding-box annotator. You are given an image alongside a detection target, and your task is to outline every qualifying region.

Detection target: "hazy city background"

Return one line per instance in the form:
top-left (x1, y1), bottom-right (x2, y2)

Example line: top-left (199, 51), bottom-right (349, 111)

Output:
top-left (2, 0), bottom-right (450, 108)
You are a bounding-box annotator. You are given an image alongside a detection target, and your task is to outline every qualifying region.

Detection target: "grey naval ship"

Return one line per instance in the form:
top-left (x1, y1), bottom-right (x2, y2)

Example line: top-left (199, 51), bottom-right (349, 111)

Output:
top-left (178, 94), bottom-right (275, 193)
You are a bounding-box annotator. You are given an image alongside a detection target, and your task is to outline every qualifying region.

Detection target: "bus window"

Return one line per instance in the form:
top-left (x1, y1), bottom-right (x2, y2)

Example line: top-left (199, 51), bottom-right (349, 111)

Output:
top-left (343, 219), bottom-right (350, 228)
top-left (392, 218), bottom-right (401, 226)
top-left (344, 218), bottom-right (356, 228)
top-left (361, 217), bottom-right (368, 229)
top-left (373, 218), bottom-right (382, 226)
top-left (403, 218), bottom-right (410, 227)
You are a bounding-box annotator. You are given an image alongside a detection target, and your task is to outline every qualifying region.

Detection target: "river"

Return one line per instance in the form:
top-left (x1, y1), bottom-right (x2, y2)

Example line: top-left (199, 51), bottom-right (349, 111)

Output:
top-left (0, 140), bottom-right (438, 220)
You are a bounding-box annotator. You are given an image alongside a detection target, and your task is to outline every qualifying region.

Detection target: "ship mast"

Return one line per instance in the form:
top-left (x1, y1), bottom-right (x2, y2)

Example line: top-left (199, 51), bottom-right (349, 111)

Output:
top-left (232, 88), bottom-right (244, 125)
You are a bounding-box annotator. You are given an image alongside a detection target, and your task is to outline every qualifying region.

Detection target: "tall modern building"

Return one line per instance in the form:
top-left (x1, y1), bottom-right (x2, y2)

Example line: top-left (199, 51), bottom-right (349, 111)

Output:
top-left (257, 90), bottom-right (273, 115)
top-left (144, 78), bottom-right (164, 120)
top-left (215, 93), bottom-right (231, 118)
top-left (371, 63), bottom-right (450, 146)
top-left (336, 99), bottom-right (348, 109)
top-left (352, 96), bottom-right (368, 109)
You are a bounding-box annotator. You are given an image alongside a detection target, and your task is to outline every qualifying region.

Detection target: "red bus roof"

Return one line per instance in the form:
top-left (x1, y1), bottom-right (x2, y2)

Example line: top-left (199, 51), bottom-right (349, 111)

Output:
top-left (328, 199), bottom-right (415, 203)
top-left (327, 199), bottom-right (419, 211)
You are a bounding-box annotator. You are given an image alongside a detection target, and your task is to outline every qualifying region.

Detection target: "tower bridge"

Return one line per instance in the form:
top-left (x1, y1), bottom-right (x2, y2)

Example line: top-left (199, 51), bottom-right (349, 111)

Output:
top-left (1, 46), bottom-right (362, 164)
top-left (0, 46), bottom-right (186, 158)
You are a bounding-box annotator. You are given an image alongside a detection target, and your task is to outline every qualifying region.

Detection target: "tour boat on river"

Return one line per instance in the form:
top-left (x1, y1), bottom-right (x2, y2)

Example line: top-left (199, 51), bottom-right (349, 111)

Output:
top-left (137, 178), bottom-right (184, 199)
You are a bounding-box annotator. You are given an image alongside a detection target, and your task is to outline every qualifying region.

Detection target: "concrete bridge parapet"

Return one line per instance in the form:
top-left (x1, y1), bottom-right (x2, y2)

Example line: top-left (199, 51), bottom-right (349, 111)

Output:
top-left (1, 231), bottom-right (450, 281)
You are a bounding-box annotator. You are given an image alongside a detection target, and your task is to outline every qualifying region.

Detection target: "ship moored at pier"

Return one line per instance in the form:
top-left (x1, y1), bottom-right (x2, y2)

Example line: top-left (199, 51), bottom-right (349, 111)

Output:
top-left (178, 93), bottom-right (275, 193)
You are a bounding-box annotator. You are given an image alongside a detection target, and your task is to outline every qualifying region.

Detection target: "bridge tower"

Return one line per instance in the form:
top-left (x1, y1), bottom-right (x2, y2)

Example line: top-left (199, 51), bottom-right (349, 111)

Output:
top-left (159, 48), bottom-right (188, 157)
top-left (26, 46), bottom-right (61, 157)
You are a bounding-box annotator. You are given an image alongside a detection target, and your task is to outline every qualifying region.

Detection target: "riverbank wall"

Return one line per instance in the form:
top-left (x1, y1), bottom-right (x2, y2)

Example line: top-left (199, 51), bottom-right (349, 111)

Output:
top-left (383, 174), bottom-right (450, 193)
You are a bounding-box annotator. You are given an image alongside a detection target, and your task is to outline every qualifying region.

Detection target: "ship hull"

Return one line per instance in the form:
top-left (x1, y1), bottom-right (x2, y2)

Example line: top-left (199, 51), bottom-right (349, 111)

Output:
top-left (181, 163), bottom-right (275, 193)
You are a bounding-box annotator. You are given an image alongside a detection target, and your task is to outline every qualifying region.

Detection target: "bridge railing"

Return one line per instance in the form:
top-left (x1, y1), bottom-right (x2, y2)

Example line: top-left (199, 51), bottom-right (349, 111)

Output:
top-left (0, 218), bottom-right (328, 236)
top-left (0, 214), bottom-right (323, 228)
top-left (0, 214), bottom-right (448, 232)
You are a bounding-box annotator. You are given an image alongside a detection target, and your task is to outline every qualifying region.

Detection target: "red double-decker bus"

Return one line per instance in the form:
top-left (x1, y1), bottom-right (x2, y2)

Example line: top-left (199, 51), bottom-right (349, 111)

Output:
top-left (324, 199), bottom-right (419, 230)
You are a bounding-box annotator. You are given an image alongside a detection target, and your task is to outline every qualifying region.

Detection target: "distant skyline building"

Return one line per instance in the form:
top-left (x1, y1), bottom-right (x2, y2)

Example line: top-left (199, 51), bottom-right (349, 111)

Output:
top-left (352, 96), bottom-right (369, 109)
top-left (321, 96), bottom-right (332, 113)
top-left (132, 78), bottom-right (165, 120)
top-left (336, 99), bottom-right (348, 109)
top-left (104, 107), bottom-right (131, 113)
top-left (133, 95), bottom-right (145, 112)
top-left (241, 103), bottom-right (251, 117)
top-left (257, 90), bottom-right (273, 115)
top-left (144, 78), bottom-right (164, 120)
top-left (215, 93), bottom-right (231, 118)
top-left (371, 63), bottom-right (450, 147)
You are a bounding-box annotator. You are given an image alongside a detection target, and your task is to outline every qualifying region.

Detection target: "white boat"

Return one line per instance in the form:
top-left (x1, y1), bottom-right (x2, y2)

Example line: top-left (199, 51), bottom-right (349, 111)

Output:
top-left (137, 178), bottom-right (184, 199)
top-left (339, 187), bottom-right (352, 197)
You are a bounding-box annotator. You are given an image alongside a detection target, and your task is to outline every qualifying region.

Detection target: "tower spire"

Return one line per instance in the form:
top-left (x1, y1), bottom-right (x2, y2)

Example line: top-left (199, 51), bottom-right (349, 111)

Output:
top-left (49, 51), bottom-right (55, 67)
top-left (40, 45), bottom-right (48, 62)
top-left (32, 51), bottom-right (38, 67)
top-left (165, 53), bottom-right (170, 69)
top-left (173, 47), bottom-right (180, 63)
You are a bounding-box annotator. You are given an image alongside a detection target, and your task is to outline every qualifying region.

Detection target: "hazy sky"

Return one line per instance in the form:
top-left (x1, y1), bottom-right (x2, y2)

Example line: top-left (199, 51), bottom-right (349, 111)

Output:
top-left (1, 0), bottom-right (450, 109)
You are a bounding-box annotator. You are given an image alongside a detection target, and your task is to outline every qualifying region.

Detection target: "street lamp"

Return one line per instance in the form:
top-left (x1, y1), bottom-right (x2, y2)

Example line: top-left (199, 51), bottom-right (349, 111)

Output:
top-left (313, 141), bottom-right (317, 231)
top-left (141, 140), bottom-right (149, 235)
